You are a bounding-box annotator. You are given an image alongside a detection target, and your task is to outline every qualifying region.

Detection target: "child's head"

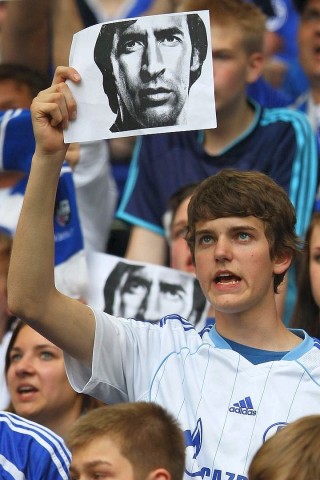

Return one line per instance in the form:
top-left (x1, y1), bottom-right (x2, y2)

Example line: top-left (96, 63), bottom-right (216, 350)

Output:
top-left (67, 402), bottom-right (186, 480)
top-left (248, 415), bottom-right (320, 480)
top-left (177, 0), bottom-right (266, 54)
top-left (186, 169), bottom-right (299, 293)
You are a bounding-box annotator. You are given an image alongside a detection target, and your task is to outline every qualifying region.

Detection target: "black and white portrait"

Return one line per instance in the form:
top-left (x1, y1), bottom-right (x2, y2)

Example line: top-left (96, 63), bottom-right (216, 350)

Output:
top-left (94, 13), bottom-right (208, 132)
top-left (86, 252), bottom-right (209, 330)
top-left (65, 11), bottom-right (216, 142)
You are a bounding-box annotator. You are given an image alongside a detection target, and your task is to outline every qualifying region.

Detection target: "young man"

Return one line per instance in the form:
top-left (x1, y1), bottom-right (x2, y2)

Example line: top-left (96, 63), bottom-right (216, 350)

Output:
top-left (66, 402), bottom-right (185, 480)
top-left (8, 65), bottom-right (320, 480)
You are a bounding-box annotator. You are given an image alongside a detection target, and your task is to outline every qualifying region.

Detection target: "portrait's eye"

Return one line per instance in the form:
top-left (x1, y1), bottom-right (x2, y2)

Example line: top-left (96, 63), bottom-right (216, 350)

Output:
top-left (119, 37), bottom-right (144, 53)
top-left (161, 284), bottom-right (184, 301)
top-left (124, 279), bottom-right (148, 295)
top-left (160, 34), bottom-right (181, 47)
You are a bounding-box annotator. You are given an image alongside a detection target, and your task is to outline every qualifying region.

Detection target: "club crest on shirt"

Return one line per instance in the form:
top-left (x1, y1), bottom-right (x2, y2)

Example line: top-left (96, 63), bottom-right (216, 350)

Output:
top-left (263, 422), bottom-right (287, 443)
top-left (55, 199), bottom-right (71, 226)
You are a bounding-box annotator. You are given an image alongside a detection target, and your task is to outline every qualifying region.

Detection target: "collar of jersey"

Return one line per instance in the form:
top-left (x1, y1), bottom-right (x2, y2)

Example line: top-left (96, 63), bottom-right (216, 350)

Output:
top-left (209, 325), bottom-right (313, 361)
top-left (197, 99), bottom-right (261, 155)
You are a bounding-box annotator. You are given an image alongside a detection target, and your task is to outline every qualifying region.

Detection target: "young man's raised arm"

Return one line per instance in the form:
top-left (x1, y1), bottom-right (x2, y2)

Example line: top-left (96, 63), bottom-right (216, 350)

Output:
top-left (7, 67), bottom-right (95, 365)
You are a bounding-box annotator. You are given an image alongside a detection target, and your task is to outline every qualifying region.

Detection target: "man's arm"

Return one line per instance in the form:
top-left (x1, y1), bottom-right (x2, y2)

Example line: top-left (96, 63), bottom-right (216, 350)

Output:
top-left (125, 226), bottom-right (168, 264)
top-left (7, 67), bottom-right (94, 365)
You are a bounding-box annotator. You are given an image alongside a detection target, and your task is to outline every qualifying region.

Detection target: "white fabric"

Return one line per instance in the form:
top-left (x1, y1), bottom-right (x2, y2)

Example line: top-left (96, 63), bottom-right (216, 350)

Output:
top-left (64, 309), bottom-right (320, 480)
top-left (74, 140), bottom-right (118, 252)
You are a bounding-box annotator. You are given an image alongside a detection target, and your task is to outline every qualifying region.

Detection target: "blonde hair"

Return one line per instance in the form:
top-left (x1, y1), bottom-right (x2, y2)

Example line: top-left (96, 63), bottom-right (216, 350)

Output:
top-left (176, 0), bottom-right (266, 54)
top-left (66, 402), bottom-right (186, 480)
top-left (248, 415), bottom-right (320, 480)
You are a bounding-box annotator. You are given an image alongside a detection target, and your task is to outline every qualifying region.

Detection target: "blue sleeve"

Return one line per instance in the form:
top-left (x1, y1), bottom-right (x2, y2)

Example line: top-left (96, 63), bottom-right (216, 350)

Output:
top-left (116, 135), bottom-right (167, 235)
top-left (0, 109), bottom-right (35, 173)
top-left (261, 108), bottom-right (318, 237)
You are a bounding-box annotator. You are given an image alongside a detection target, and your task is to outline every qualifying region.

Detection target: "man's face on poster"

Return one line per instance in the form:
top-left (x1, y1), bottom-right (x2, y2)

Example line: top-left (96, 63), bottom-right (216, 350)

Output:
top-left (110, 15), bottom-right (196, 128)
top-left (114, 267), bottom-right (195, 322)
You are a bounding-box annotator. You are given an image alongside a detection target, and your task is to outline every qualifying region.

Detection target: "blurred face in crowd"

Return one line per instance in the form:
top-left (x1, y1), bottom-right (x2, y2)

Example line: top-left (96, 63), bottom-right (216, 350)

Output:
top-left (170, 195), bottom-right (194, 273)
top-left (111, 14), bottom-right (197, 127)
top-left (298, 0), bottom-right (320, 84)
top-left (6, 324), bottom-right (82, 425)
top-left (211, 22), bottom-right (262, 115)
top-left (0, 79), bottom-right (33, 110)
top-left (309, 221), bottom-right (320, 307)
top-left (114, 266), bottom-right (194, 321)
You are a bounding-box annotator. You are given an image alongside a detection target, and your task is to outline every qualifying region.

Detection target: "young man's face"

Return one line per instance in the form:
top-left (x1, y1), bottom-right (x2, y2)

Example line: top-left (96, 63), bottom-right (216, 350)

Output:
top-left (110, 15), bottom-right (194, 128)
top-left (193, 216), bottom-right (280, 317)
top-left (211, 23), bottom-right (260, 115)
top-left (70, 436), bottom-right (135, 480)
top-left (298, 0), bottom-right (320, 83)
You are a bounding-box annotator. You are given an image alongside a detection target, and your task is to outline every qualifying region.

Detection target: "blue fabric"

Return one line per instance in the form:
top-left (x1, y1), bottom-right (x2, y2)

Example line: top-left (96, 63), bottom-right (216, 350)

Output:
top-left (0, 412), bottom-right (71, 479)
top-left (247, 77), bottom-right (293, 107)
top-left (76, 0), bottom-right (154, 27)
top-left (0, 109), bottom-right (84, 267)
top-left (117, 102), bottom-right (318, 239)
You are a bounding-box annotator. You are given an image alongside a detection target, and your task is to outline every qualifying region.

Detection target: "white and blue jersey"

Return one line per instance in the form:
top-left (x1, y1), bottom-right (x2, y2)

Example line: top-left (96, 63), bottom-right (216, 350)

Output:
top-left (0, 412), bottom-right (71, 479)
top-left (65, 310), bottom-right (320, 480)
top-left (0, 109), bottom-right (87, 299)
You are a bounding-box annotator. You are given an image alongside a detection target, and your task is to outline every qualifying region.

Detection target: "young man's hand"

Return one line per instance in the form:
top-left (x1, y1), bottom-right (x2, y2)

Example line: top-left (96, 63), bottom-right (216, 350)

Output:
top-left (31, 66), bottom-right (81, 160)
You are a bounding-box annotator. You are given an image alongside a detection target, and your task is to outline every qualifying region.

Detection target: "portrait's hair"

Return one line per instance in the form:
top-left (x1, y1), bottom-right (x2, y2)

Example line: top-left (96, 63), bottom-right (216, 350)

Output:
top-left (291, 212), bottom-right (320, 336)
top-left (103, 261), bottom-right (206, 326)
top-left (66, 402), bottom-right (186, 480)
top-left (5, 321), bottom-right (103, 413)
top-left (186, 169), bottom-right (300, 294)
top-left (93, 14), bottom-right (208, 113)
top-left (248, 415), bottom-right (320, 480)
top-left (0, 63), bottom-right (50, 99)
top-left (103, 261), bottom-right (144, 315)
top-left (177, 0), bottom-right (266, 54)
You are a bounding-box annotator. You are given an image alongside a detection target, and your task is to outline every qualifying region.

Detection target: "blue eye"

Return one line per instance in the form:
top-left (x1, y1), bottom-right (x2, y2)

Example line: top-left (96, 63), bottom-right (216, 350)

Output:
top-left (238, 232), bottom-right (251, 241)
top-left (199, 234), bottom-right (213, 245)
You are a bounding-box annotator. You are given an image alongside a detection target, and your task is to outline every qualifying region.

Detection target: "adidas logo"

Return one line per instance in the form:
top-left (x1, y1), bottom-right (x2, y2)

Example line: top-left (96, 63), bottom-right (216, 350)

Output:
top-left (229, 396), bottom-right (256, 416)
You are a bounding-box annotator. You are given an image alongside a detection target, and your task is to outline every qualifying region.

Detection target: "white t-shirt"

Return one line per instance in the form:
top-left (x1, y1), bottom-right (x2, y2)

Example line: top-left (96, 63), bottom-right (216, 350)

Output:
top-left (64, 309), bottom-right (320, 480)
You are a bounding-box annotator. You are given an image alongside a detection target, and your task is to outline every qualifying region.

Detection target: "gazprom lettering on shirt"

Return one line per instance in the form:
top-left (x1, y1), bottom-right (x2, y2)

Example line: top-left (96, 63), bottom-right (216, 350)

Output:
top-left (185, 468), bottom-right (247, 480)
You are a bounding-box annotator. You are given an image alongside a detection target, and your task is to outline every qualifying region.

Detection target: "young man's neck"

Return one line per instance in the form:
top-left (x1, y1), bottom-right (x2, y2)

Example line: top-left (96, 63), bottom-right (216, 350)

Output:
top-left (214, 304), bottom-right (302, 352)
top-left (203, 98), bottom-right (255, 156)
